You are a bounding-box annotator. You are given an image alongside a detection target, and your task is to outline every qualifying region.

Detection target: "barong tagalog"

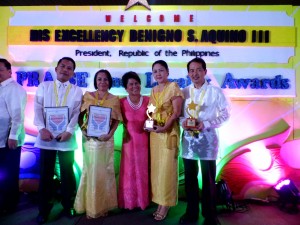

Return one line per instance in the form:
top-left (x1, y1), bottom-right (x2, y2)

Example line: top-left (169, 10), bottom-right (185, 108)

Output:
top-left (44, 82), bottom-right (72, 138)
top-left (145, 103), bottom-right (156, 129)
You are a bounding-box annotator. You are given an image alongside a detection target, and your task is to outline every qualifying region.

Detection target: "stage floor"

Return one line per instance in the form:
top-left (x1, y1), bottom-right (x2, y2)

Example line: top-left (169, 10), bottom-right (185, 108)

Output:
top-left (0, 192), bottom-right (299, 225)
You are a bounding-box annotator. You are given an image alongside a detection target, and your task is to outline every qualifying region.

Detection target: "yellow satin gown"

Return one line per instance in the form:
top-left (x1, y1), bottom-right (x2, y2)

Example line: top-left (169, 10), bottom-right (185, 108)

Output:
top-left (74, 92), bottom-right (122, 218)
top-left (149, 82), bottom-right (183, 206)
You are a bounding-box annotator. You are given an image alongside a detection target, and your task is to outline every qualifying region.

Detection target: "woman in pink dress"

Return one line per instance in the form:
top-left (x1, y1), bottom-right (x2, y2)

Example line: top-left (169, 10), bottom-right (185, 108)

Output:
top-left (118, 71), bottom-right (150, 210)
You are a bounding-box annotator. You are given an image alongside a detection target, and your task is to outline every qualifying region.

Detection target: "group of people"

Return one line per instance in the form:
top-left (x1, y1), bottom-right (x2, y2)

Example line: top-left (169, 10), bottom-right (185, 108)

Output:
top-left (0, 56), bottom-right (230, 225)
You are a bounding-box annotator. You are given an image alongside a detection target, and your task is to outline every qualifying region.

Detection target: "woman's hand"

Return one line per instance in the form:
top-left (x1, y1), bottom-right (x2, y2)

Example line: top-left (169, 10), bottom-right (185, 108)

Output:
top-left (81, 130), bottom-right (88, 137)
top-left (144, 125), bottom-right (166, 133)
top-left (144, 120), bottom-right (155, 132)
top-left (144, 127), bottom-right (154, 132)
top-left (98, 134), bottom-right (112, 142)
top-left (153, 125), bottom-right (166, 133)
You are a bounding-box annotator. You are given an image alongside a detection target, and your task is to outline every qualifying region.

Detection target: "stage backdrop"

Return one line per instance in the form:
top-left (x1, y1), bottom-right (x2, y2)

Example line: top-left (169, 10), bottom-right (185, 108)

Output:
top-left (0, 4), bottom-right (300, 200)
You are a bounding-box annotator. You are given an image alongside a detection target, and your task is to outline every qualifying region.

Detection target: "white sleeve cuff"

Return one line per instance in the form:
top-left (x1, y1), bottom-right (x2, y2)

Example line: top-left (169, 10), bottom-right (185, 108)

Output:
top-left (37, 126), bottom-right (45, 131)
top-left (8, 134), bottom-right (18, 140)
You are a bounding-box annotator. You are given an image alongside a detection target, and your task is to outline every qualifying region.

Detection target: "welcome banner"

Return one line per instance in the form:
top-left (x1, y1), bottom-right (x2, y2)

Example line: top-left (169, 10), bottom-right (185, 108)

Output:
top-left (2, 5), bottom-right (297, 98)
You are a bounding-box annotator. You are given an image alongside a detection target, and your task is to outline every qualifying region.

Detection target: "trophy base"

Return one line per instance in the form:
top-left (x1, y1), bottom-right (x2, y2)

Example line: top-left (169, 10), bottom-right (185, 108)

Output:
top-left (186, 118), bottom-right (197, 128)
top-left (145, 119), bottom-right (154, 129)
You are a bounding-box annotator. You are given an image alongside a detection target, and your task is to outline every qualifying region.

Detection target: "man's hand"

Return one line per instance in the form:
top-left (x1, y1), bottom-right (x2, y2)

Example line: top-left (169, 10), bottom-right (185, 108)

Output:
top-left (40, 128), bottom-right (54, 141)
top-left (182, 120), bottom-right (189, 130)
top-left (182, 119), bottom-right (204, 131)
top-left (195, 121), bottom-right (204, 131)
top-left (56, 132), bottom-right (72, 142)
top-left (8, 139), bottom-right (18, 150)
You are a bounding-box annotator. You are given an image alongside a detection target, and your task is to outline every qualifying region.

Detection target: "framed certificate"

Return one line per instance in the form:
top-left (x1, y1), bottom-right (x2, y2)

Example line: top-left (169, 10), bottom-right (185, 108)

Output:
top-left (87, 105), bottom-right (112, 137)
top-left (45, 107), bottom-right (69, 138)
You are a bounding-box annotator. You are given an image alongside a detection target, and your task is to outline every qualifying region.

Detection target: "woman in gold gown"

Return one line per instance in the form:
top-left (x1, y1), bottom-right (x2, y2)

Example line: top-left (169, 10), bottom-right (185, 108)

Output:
top-left (146, 60), bottom-right (184, 221)
top-left (74, 69), bottom-right (122, 219)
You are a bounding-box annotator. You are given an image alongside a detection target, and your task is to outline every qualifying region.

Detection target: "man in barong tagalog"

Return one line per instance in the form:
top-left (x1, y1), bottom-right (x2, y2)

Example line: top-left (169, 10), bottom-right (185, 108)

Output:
top-left (180, 57), bottom-right (230, 225)
top-left (34, 57), bottom-right (82, 224)
top-left (0, 58), bottom-right (27, 215)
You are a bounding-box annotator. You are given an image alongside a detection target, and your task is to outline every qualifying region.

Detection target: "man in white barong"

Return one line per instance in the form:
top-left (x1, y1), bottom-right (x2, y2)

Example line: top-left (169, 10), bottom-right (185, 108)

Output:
top-left (34, 57), bottom-right (82, 224)
top-left (0, 58), bottom-right (27, 215)
top-left (179, 57), bottom-right (230, 225)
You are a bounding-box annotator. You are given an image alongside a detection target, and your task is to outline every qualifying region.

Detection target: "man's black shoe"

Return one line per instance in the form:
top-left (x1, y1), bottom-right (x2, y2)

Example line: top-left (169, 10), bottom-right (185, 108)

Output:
top-left (62, 208), bottom-right (76, 218)
top-left (36, 203), bottom-right (53, 223)
top-left (179, 214), bottom-right (198, 224)
top-left (203, 217), bottom-right (221, 225)
top-left (36, 214), bottom-right (47, 224)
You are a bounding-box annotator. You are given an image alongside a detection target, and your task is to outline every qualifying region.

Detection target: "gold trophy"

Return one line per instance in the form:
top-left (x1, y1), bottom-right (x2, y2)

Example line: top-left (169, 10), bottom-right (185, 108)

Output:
top-left (145, 103), bottom-right (156, 129)
top-left (185, 100), bottom-right (197, 128)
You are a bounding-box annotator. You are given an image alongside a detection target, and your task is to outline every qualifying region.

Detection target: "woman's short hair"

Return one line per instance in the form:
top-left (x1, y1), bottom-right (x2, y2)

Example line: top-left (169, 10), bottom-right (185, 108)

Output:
top-left (122, 71), bottom-right (141, 89)
top-left (94, 69), bottom-right (113, 90)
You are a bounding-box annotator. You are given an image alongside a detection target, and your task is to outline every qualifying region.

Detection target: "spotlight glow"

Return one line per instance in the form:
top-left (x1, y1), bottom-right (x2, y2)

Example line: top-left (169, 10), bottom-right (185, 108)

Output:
top-left (249, 143), bottom-right (272, 171)
top-left (275, 179), bottom-right (290, 190)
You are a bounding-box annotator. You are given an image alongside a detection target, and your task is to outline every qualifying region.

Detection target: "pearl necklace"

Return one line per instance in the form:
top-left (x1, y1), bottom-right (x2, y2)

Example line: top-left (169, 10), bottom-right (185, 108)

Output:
top-left (127, 95), bottom-right (143, 110)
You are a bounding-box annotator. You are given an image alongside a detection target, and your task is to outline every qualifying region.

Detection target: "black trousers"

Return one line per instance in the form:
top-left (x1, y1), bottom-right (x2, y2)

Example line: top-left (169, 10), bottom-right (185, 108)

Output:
top-left (183, 158), bottom-right (217, 219)
top-left (38, 149), bottom-right (76, 216)
top-left (0, 146), bottom-right (21, 211)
